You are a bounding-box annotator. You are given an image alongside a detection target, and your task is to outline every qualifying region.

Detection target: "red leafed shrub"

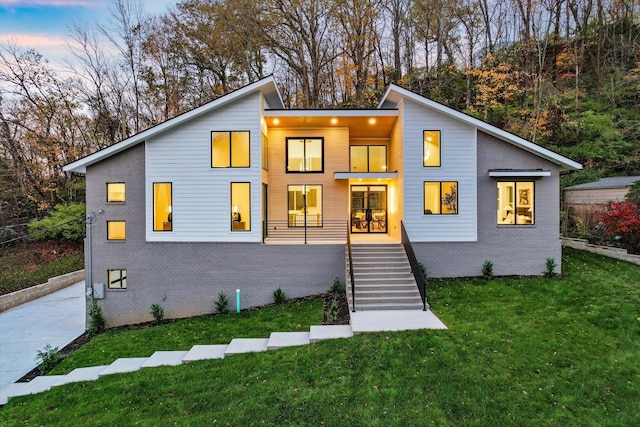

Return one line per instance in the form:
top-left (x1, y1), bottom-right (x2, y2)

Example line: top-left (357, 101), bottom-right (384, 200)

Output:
top-left (600, 201), bottom-right (640, 254)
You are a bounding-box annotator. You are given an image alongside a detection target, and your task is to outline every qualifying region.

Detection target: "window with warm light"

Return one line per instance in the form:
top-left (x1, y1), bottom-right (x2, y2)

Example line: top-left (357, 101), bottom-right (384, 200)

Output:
top-left (231, 182), bottom-right (250, 231)
top-left (288, 185), bottom-right (322, 226)
top-left (424, 181), bottom-right (458, 214)
top-left (212, 131), bottom-right (250, 168)
top-left (497, 182), bottom-right (534, 225)
top-left (107, 221), bottom-right (126, 240)
top-left (261, 133), bottom-right (268, 170)
top-left (286, 138), bottom-right (323, 172)
top-left (108, 269), bottom-right (127, 289)
top-left (350, 145), bottom-right (387, 172)
top-left (153, 182), bottom-right (172, 231)
top-left (107, 183), bottom-right (125, 203)
top-left (423, 131), bottom-right (441, 167)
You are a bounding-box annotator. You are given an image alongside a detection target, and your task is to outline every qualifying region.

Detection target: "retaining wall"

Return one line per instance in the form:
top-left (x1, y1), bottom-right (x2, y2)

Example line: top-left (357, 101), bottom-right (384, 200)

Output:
top-left (0, 270), bottom-right (84, 313)
top-left (561, 237), bottom-right (640, 266)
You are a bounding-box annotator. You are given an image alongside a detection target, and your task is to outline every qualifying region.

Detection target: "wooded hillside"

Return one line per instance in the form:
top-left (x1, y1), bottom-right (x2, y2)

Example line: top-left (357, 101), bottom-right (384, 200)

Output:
top-left (1, 0), bottom-right (639, 240)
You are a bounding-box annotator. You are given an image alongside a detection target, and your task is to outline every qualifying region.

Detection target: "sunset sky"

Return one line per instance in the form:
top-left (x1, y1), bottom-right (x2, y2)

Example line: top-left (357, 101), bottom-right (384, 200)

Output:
top-left (0, 0), bottom-right (175, 66)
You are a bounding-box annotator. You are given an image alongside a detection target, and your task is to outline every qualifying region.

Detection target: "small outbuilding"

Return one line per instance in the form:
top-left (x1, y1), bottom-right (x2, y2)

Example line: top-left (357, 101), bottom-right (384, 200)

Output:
top-left (563, 176), bottom-right (640, 224)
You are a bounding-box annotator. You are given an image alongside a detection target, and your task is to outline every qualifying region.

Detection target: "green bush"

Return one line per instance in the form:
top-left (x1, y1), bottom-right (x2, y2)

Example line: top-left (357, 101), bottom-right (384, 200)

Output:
top-left (28, 203), bottom-right (86, 241)
top-left (544, 258), bottom-right (558, 278)
top-left (326, 296), bottom-right (340, 323)
top-left (273, 287), bottom-right (286, 305)
top-left (35, 344), bottom-right (60, 371)
top-left (418, 262), bottom-right (428, 279)
top-left (87, 298), bottom-right (106, 336)
top-left (214, 291), bottom-right (230, 314)
top-left (327, 277), bottom-right (344, 294)
top-left (150, 303), bottom-right (165, 325)
top-left (482, 260), bottom-right (494, 280)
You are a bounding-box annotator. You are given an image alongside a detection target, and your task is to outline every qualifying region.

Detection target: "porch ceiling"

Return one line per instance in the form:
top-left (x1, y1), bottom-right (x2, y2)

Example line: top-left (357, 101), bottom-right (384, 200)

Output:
top-left (264, 109), bottom-right (398, 139)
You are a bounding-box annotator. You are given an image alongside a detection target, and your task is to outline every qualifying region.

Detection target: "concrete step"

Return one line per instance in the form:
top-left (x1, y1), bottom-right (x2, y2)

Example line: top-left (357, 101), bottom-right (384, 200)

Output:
top-left (99, 357), bottom-right (149, 377)
top-left (141, 351), bottom-right (190, 368)
top-left (267, 332), bottom-right (311, 350)
top-left (309, 325), bottom-right (353, 342)
top-left (182, 345), bottom-right (228, 363)
top-left (65, 366), bottom-right (110, 383)
top-left (350, 302), bottom-right (425, 310)
top-left (224, 338), bottom-right (269, 356)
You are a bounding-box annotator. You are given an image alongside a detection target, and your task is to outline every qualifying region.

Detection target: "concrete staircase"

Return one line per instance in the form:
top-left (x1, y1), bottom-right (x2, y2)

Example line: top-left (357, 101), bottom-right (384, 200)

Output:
top-left (0, 326), bottom-right (353, 406)
top-left (346, 244), bottom-right (424, 311)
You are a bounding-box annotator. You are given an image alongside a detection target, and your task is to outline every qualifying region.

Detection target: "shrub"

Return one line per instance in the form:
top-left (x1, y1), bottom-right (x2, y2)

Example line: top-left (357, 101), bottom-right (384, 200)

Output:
top-left (600, 200), bottom-right (640, 254)
top-left (326, 296), bottom-right (340, 323)
top-left (544, 258), bottom-right (558, 278)
top-left (35, 344), bottom-right (60, 371)
top-left (418, 262), bottom-right (428, 280)
top-left (214, 291), bottom-right (230, 314)
top-left (150, 303), bottom-right (165, 325)
top-left (328, 277), bottom-right (344, 294)
top-left (273, 287), bottom-right (286, 305)
top-left (27, 203), bottom-right (86, 241)
top-left (482, 260), bottom-right (494, 280)
top-left (87, 298), bottom-right (106, 336)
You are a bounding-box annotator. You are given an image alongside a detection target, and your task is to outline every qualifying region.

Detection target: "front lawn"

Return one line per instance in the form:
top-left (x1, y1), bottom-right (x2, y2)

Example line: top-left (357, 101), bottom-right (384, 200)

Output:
top-left (1, 248), bottom-right (639, 426)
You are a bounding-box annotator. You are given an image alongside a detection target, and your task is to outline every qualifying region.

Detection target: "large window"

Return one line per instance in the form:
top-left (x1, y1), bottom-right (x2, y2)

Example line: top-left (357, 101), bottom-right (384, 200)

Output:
top-left (423, 130), bottom-right (441, 167)
top-left (107, 183), bottom-right (125, 203)
top-left (231, 182), bottom-right (251, 231)
top-left (153, 182), bottom-right (172, 231)
top-left (212, 131), bottom-right (250, 168)
top-left (107, 221), bottom-right (126, 240)
top-left (497, 182), bottom-right (534, 224)
top-left (350, 145), bottom-right (387, 172)
top-left (288, 185), bottom-right (322, 226)
top-left (424, 182), bottom-right (458, 214)
top-left (286, 138), bottom-right (323, 172)
top-left (108, 269), bottom-right (127, 289)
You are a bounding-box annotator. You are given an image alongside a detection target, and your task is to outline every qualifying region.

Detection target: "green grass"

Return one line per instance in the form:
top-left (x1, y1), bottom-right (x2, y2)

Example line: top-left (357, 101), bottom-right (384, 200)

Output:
top-left (2, 248), bottom-right (639, 426)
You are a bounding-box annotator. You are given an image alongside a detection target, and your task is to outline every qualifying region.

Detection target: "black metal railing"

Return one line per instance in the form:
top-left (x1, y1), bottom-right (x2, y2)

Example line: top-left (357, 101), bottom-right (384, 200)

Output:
top-left (262, 220), bottom-right (348, 244)
top-left (347, 229), bottom-right (356, 312)
top-left (401, 221), bottom-right (428, 311)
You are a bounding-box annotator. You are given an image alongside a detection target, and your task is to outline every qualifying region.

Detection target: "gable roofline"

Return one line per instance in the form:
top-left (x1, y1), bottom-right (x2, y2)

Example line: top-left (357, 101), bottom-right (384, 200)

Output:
top-left (63, 76), bottom-right (284, 174)
top-left (379, 84), bottom-right (582, 171)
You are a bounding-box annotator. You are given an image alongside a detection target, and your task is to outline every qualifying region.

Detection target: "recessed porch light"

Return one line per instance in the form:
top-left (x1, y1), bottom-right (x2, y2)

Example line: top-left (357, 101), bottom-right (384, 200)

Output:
top-left (331, 118), bottom-right (338, 125)
top-left (273, 118), bottom-right (280, 125)
top-left (368, 118), bottom-right (376, 125)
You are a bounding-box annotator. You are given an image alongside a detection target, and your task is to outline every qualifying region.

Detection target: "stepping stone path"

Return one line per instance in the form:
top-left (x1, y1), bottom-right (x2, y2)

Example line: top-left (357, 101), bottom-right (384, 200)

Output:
top-left (0, 325), bottom-right (353, 405)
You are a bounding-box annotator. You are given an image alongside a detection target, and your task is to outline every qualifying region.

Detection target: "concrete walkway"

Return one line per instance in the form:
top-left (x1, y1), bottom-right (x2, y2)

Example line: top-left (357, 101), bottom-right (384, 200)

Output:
top-left (0, 282), bottom-right (85, 389)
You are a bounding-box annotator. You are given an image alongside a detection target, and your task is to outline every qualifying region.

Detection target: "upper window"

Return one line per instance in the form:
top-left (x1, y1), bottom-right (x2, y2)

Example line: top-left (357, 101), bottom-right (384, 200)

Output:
top-left (350, 146), bottom-right (387, 172)
top-left (262, 133), bottom-right (268, 171)
top-left (231, 182), bottom-right (251, 231)
top-left (423, 131), bottom-right (441, 167)
top-left (288, 185), bottom-right (323, 226)
top-left (153, 182), bottom-right (173, 231)
top-left (424, 182), bottom-right (458, 214)
top-left (107, 183), bottom-right (125, 203)
top-left (108, 269), bottom-right (127, 289)
top-left (497, 182), bottom-right (534, 225)
top-left (212, 131), bottom-right (250, 168)
top-left (286, 138), bottom-right (323, 173)
top-left (107, 221), bottom-right (126, 240)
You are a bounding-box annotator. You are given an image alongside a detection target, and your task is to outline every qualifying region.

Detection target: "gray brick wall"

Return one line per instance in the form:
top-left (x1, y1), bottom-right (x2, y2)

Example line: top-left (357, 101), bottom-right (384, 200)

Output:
top-left (412, 131), bottom-right (563, 278)
top-left (85, 143), bottom-right (344, 327)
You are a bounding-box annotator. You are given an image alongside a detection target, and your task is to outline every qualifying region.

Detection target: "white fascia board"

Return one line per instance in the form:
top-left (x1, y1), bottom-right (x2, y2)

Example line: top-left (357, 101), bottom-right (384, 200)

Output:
top-left (489, 170), bottom-right (552, 177)
top-left (379, 85), bottom-right (582, 171)
top-left (64, 77), bottom-right (282, 174)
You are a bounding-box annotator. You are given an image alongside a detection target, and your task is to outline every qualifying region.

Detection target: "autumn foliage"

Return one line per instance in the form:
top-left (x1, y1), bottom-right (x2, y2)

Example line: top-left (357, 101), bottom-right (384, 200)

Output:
top-left (600, 201), bottom-right (640, 254)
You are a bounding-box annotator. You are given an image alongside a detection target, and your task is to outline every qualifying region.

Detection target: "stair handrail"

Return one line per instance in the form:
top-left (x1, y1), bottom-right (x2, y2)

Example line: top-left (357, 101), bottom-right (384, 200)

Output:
top-left (400, 221), bottom-right (428, 311)
top-left (347, 228), bottom-right (356, 312)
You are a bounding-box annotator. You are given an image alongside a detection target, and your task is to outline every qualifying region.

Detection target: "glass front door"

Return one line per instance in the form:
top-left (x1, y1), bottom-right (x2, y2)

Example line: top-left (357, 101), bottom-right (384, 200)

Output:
top-left (351, 185), bottom-right (387, 233)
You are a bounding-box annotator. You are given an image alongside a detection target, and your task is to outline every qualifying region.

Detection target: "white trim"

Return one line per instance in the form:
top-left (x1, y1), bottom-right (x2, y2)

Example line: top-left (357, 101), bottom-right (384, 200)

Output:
top-left (264, 109), bottom-right (398, 118)
top-left (489, 170), bottom-right (552, 177)
top-left (380, 85), bottom-right (582, 171)
top-left (64, 77), bottom-right (283, 174)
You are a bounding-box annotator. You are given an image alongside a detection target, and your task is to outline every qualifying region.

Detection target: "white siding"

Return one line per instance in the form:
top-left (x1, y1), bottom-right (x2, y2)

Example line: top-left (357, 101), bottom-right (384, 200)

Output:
top-left (146, 93), bottom-right (262, 242)
top-left (402, 99), bottom-right (477, 241)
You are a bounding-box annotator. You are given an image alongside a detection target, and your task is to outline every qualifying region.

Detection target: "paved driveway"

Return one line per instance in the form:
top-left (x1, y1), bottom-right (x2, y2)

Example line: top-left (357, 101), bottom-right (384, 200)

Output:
top-left (0, 282), bottom-right (85, 388)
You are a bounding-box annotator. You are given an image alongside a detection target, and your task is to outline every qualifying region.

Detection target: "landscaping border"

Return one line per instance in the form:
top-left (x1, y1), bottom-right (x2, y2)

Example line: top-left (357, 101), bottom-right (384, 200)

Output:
top-left (561, 237), bottom-right (640, 265)
top-left (0, 270), bottom-right (84, 313)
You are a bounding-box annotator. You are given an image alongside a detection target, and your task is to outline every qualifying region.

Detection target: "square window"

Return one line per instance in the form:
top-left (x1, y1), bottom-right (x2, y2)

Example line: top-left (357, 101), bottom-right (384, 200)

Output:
top-left (212, 131), bottom-right (250, 168)
top-left (424, 182), bottom-right (458, 214)
top-left (108, 269), bottom-right (127, 289)
top-left (497, 182), bottom-right (534, 224)
top-left (107, 221), bottom-right (126, 240)
top-left (423, 131), bottom-right (441, 167)
top-left (286, 138), bottom-right (323, 172)
top-left (288, 185), bottom-right (322, 226)
top-left (107, 183), bottom-right (125, 203)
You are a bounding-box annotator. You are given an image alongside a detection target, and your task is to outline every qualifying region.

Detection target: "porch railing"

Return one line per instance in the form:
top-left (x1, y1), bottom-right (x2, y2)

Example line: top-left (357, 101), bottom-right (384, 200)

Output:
top-left (400, 221), bottom-right (428, 311)
top-left (347, 229), bottom-right (356, 312)
top-left (262, 220), bottom-right (348, 244)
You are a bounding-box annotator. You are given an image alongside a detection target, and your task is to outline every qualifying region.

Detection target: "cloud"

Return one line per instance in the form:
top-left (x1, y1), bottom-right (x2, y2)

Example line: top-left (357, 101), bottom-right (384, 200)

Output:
top-left (0, 0), bottom-right (106, 6)
top-left (0, 33), bottom-right (81, 50)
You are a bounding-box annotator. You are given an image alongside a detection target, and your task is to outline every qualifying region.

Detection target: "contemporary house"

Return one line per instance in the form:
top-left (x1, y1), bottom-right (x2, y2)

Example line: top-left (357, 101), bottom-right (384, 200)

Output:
top-left (564, 176), bottom-right (640, 225)
top-left (64, 76), bottom-right (581, 326)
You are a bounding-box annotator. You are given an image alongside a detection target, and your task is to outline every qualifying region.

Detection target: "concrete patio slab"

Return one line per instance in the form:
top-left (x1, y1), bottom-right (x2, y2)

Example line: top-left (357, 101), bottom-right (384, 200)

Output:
top-left (267, 332), bottom-right (310, 349)
top-left (98, 358), bottom-right (149, 376)
top-left (141, 351), bottom-right (189, 368)
top-left (309, 325), bottom-right (354, 342)
top-left (0, 281), bottom-right (86, 389)
top-left (182, 345), bottom-right (228, 363)
top-left (64, 366), bottom-right (109, 383)
top-left (350, 310), bottom-right (447, 333)
top-left (224, 338), bottom-right (269, 356)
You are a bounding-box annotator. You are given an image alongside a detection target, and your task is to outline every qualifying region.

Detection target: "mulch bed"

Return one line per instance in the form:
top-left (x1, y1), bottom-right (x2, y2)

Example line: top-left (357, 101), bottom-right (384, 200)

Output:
top-left (322, 291), bottom-right (350, 325)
